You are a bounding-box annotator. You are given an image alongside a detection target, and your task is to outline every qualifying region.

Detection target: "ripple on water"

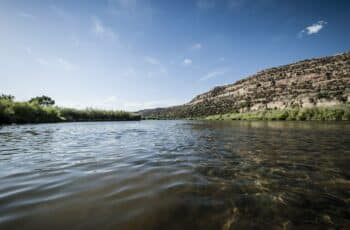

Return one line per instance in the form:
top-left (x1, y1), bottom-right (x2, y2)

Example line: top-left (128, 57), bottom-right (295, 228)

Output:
top-left (0, 121), bottom-right (350, 229)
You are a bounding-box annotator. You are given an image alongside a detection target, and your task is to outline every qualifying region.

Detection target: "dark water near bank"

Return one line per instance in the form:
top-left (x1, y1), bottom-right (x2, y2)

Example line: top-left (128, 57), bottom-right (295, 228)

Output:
top-left (0, 121), bottom-right (350, 229)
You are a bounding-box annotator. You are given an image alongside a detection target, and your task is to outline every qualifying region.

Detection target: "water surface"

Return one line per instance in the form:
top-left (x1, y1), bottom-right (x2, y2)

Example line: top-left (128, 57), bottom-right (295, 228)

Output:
top-left (0, 121), bottom-right (350, 229)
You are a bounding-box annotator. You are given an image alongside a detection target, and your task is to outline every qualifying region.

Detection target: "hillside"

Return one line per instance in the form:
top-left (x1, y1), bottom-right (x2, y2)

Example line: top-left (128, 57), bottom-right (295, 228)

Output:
top-left (140, 52), bottom-right (350, 119)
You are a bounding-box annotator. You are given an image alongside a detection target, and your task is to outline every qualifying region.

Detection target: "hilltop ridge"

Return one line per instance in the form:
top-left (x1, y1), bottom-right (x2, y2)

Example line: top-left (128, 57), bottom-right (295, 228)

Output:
top-left (140, 52), bottom-right (350, 119)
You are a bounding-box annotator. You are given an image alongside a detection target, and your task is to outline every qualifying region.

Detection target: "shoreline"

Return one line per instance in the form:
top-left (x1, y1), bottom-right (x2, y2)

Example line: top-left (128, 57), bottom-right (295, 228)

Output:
top-left (200, 105), bottom-right (350, 121)
top-left (143, 105), bottom-right (350, 121)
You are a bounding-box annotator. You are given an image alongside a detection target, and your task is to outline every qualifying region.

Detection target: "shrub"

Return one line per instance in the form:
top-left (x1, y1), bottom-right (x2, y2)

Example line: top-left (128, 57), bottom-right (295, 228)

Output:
top-left (204, 105), bottom-right (350, 121)
top-left (0, 97), bottom-right (141, 124)
top-left (0, 99), bottom-right (15, 123)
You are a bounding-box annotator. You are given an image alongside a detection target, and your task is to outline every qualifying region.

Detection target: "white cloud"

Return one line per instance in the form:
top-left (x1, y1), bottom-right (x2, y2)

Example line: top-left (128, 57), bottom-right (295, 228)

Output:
top-left (58, 95), bottom-right (182, 111)
top-left (91, 17), bottom-right (117, 39)
top-left (18, 12), bottom-right (36, 19)
top-left (36, 58), bottom-right (49, 66)
top-left (121, 68), bottom-right (137, 78)
top-left (92, 17), bottom-right (105, 34)
top-left (200, 69), bottom-right (229, 81)
top-left (50, 5), bottom-right (67, 18)
top-left (109, 0), bottom-right (137, 10)
top-left (71, 35), bottom-right (82, 47)
top-left (105, 96), bottom-right (117, 103)
top-left (299, 21), bottom-right (327, 38)
top-left (26, 47), bottom-right (32, 55)
top-left (306, 21), bottom-right (327, 34)
top-left (192, 43), bottom-right (202, 50)
top-left (34, 57), bottom-right (75, 71)
top-left (31, 51), bottom-right (74, 72)
top-left (144, 56), bottom-right (167, 77)
top-left (197, 0), bottom-right (215, 9)
top-left (183, 58), bottom-right (192, 65)
top-left (146, 67), bottom-right (168, 78)
top-left (29, 50), bottom-right (49, 66)
top-left (145, 56), bottom-right (160, 65)
top-left (63, 96), bottom-right (181, 111)
top-left (57, 58), bottom-right (74, 71)
top-left (135, 99), bottom-right (180, 110)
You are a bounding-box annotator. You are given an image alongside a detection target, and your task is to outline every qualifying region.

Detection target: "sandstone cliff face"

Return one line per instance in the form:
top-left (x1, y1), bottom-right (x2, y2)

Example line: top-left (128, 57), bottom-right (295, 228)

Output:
top-left (141, 52), bottom-right (350, 118)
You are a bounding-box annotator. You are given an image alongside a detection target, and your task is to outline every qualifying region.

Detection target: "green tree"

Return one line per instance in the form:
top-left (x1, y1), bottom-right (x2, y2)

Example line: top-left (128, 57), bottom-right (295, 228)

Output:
top-left (29, 95), bottom-right (55, 106)
top-left (0, 94), bottom-right (14, 101)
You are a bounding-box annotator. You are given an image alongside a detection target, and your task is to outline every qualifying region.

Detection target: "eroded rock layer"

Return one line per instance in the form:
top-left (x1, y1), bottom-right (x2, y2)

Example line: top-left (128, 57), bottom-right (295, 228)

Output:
top-left (140, 52), bottom-right (350, 118)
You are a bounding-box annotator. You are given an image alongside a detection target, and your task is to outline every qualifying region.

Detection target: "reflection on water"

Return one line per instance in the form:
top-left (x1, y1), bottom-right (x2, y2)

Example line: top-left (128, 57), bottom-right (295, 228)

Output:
top-left (0, 121), bottom-right (349, 229)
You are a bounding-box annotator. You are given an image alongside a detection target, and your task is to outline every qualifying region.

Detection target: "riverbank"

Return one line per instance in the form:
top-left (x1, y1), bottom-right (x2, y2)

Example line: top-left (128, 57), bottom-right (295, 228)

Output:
top-left (0, 98), bottom-right (141, 124)
top-left (200, 105), bottom-right (350, 121)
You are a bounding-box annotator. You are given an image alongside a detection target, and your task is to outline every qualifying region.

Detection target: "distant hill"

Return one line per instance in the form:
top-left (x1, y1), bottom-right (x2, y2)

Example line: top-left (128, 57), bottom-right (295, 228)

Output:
top-left (139, 52), bottom-right (350, 119)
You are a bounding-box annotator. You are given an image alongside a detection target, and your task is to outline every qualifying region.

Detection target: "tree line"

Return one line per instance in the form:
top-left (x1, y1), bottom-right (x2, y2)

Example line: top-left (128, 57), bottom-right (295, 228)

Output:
top-left (0, 94), bottom-right (141, 124)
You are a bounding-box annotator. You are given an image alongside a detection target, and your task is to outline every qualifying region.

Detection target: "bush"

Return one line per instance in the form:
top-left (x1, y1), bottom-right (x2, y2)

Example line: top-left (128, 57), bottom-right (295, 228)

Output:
top-left (204, 105), bottom-right (350, 121)
top-left (0, 99), bottom-right (15, 123)
top-left (59, 108), bottom-right (140, 122)
top-left (0, 97), bottom-right (141, 124)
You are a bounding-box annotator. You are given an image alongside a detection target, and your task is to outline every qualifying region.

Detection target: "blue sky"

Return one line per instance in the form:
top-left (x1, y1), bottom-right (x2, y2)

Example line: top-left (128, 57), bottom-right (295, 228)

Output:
top-left (1, 0), bottom-right (350, 111)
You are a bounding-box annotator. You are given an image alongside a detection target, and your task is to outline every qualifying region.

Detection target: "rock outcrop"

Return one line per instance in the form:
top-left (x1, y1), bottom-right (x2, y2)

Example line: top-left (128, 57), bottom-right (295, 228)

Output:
top-left (140, 52), bottom-right (350, 118)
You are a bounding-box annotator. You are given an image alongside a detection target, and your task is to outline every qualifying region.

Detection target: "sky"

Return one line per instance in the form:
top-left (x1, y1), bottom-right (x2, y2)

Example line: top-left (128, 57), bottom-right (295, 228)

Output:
top-left (1, 0), bottom-right (350, 111)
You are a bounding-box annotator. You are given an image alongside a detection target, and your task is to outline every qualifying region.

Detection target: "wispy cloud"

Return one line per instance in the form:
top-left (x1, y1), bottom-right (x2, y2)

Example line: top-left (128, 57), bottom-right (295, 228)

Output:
top-left (92, 17), bottom-right (105, 34)
top-left (25, 47), bottom-right (32, 55)
top-left (133, 99), bottom-right (180, 110)
top-left (35, 57), bottom-right (75, 71)
top-left (108, 0), bottom-right (137, 10)
top-left (145, 56), bottom-right (160, 65)
top-left (121, 68), bottom-right (137, 78)
top-left (71, 35), bottom-right (83, 47)
top-left (91, 16), bottom-right (117, 39)
top-left (58, 96), bottom-right (181, 111)
top-left (146, 69), bottom-right (167, 78)
top-left (196, 0), bottom-right (215, 9)
top-left (200, 68), bottom-right (229, 81)
top-left (26, 48), bottom-right (48, 66)
top-left (144, 56), bottom-right (168, 77)
top-left (191, 43), bottom-right (202, 50)
top-left (57, 58), bottom-right (75, 71)
top-left (183, 58), bottom-right (193, 65)
top-left (36, 58), bottom-right (49, 66)
top-left (144, 56), bottom-right (167, 77)
top-left (299, 21), bottom-right (327, 38)
top-left (50, 5), bottom-right (67, 18)
top-left (107, 97), bottom-right (180, 111)
top-left (18, 12), bottom-right (36, 19)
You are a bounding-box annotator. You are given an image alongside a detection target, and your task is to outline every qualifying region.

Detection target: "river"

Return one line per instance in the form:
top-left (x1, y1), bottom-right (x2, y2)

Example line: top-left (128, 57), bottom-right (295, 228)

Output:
top-left (0, 121), bottom-right (349, 229)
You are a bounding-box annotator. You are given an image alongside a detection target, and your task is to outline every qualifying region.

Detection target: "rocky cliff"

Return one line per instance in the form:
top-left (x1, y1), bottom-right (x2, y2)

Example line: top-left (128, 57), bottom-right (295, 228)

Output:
top-left (140, 52), bottom-right (350, 118)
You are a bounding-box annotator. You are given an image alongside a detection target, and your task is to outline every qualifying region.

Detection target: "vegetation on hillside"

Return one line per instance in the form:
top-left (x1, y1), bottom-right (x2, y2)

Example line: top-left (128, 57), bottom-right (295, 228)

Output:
top-left (202, 105), bottom-right (350, 121)
top-left (140, 52), bottom-right (350, 119)
top-left (0, 94), bottom-right (141, 124)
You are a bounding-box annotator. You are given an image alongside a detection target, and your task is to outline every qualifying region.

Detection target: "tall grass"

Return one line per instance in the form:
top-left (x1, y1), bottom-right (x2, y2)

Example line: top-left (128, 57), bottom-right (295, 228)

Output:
top-left (0, 98), bottom-right (141, 124)
top-left (59, 108), bottom-right (141, 122)
top-left (204, 105), bottom-right (350, 121)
